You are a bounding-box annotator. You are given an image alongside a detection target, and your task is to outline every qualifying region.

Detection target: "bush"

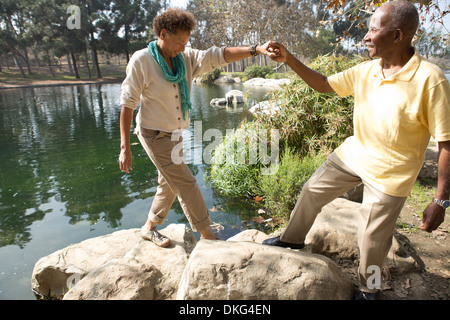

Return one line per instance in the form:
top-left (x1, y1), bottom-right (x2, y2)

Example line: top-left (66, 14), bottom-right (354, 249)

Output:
top-left (200, 68), bottom-right (222, 84)
top-left (260, 148), bottom-right (326, 222)
top-left (256, 54), bottom-right (366, 157)
top-left (208, 54), bottom-right (366, 229)
top-left (243, 65), bottom-right (274, 81)
top-left (207, 121), bottom-right (275, 197)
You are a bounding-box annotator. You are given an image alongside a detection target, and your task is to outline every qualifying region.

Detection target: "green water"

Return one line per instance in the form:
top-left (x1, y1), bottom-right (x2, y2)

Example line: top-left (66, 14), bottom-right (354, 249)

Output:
top-left (0, 82), bottom-right (270, 300)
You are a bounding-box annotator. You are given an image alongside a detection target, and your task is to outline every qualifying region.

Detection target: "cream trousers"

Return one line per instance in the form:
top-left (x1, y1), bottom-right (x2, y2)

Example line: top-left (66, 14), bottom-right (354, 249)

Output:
top-left (137, 127), bottom-right (211, 232)
top-left (281, 152), bottom-right (407, 293)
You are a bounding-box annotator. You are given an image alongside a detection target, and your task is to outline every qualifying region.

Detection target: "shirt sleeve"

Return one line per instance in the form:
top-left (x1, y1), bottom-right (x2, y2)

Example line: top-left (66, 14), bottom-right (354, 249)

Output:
top-left (120, 54), bottom-right (145, 110)
top-left (421, 78), bottom-right (450, 142)
top-left (327, 65), bottom-right (359, 98)
top-left (185, 46), bottom-right (228, 79)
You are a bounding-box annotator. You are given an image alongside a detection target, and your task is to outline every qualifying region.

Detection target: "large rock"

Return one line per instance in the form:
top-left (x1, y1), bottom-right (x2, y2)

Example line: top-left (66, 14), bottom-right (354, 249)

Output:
top-left (306, 198), bottom-right (417, 272)
top-left (225, 90), bottom-right (244, 104)
top-left (214, 75), bottom-right (236, 84)
top-left (31, 229), bottom-right (141, 299)
top-left (176, 240), bottom-right (354, 300)
top-left (226, 229), bottom-right (269, 243)
top-left (306, 198), bottom-right (360, 259)
top-left (32, 224), bottom-right (196, 300)
top-left (243, 78), bottom-right (290, 88)
top-left (63, 258), bottom-right (161, 300)
top-left (210, 98), bottom-right (228, 107)
top-left (419, 146), bottom-right (438, 179)
top-left (31, 198), bottom-right (420, 300)
top-left (249, 100), bottom-right (281, 115)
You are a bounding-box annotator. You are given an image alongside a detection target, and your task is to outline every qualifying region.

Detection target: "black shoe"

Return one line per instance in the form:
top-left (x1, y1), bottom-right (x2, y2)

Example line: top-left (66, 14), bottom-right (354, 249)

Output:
top-left (262, 236), bottom-right (305, 250)
top-left (355, 290), bottom-right (379, 301)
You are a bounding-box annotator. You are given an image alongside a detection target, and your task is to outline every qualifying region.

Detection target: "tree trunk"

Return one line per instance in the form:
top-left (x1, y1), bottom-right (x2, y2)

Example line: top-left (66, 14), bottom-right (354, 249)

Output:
top-left (124, 26), bottom-right (130, 63)
top-left (23, 47), bottom-right (32, 74)
top-left (46, 49), bottom-right (55, 78)
top-left (71, 51), bottom-right (80, 79)
top-left (13, 54), bottom-right (26, 77)
top-left (84, 48), bottom-right (92, 78)
top-left (67, 53), bottom-right (74, 75)
top-left (90, 31), bottom-right (102, 79)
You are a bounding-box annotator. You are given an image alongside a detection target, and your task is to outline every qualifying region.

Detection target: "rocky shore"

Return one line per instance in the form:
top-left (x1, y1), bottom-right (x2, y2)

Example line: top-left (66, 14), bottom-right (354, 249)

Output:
top-left (31, 197), bottom-right (421, 300)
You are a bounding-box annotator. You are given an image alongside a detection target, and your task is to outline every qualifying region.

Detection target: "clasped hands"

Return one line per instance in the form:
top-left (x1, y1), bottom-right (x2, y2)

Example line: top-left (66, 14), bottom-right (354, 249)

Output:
top-left (259, 41), bottom-right (289, 63)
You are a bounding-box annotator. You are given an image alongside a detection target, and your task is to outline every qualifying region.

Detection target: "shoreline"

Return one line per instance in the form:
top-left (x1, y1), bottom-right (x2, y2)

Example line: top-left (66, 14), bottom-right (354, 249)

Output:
top-left (0, 77), bottom-right (125, 90)
top-left (1, 71), bottom-right (447, 91)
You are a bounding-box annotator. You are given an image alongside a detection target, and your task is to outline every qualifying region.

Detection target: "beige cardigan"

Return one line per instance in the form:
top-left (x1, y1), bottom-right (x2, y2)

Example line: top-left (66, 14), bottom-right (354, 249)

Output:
top-left (120, 46), bottom-right (228, 132)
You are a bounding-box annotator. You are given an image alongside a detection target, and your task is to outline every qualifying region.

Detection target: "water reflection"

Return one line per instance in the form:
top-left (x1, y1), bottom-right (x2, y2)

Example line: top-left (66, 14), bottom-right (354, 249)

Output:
top-left (0, 82), bottom-right (269, 299)
top-left (0, 85), bottom-right (133, 248)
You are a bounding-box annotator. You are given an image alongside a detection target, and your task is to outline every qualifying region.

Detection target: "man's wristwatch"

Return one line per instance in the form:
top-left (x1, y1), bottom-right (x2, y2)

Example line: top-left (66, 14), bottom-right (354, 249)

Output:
top-left (433, 198), bottom-right (450, 210)
top-left (249, 45), bottom-right (259, 56)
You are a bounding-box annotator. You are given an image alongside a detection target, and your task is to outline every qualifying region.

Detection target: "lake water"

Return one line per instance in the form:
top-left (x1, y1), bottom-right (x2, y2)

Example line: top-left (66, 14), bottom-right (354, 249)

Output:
top-left (0, 82), bottom-right (270, 300)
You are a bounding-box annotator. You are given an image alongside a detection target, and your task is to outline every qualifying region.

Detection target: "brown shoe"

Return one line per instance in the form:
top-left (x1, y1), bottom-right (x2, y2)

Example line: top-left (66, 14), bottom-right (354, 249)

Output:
top-left (141, 227), bottom-right (170, 248)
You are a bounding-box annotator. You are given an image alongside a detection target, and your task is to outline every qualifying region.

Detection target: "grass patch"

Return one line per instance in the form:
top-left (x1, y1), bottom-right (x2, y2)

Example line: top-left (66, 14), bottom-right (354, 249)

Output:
top-left (406, 178), bottom-right (438, 218)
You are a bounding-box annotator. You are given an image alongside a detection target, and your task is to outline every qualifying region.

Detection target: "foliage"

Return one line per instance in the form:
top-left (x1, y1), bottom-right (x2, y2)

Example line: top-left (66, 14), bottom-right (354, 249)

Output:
top-left (260, 148), bottom-right (326, 222)
top-left (243, 65), bottom-right (274, 81)
top-left (199, 68), bottom-right (222, 84)
top-left (208, 121), bottom-right (271, 197)
top-left (0, 0), bottom-right (160, 78)
top-left (325, 0), bottom-right (449, 56)
top-left (208, 54), bottom-right (368, 229)
top-left (255, 54), bottom-right (365, 157)
top-left (187, 0), bottom-right (318, 55)
top-left (1, 0), bottom-right (448, 79)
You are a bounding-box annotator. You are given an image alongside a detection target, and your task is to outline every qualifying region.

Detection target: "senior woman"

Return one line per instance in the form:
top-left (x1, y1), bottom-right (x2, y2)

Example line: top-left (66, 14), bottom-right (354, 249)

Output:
top-left (119, 8), bottom-right (272, 247)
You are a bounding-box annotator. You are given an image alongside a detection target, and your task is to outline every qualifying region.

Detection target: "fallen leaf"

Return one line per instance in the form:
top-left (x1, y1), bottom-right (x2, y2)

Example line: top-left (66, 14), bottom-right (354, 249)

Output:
top-left (209, 206), bottom-right (221, 212)
top-left (254, 195), bottom-right (263, 202)
top-left (252, 216), bottom-right (265, 224)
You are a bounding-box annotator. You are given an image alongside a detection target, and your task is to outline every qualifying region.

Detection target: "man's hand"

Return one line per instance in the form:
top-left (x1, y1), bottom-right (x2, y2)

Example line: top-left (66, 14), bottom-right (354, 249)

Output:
top-left (265, 41), bottom-right (289, 63)
top-left (421, 140), bottom-right (450, 232)
top-left (421, 202), bottom-right (445, 232)
top-left (119, 148), bottom-right (133, 174)
top-left (257, 41), bottom-right (280, 58)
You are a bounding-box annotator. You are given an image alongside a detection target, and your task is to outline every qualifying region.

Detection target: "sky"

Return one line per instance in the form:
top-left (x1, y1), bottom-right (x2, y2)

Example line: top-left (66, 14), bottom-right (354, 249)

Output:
top-left (169, 0), bottom-right (188, 8)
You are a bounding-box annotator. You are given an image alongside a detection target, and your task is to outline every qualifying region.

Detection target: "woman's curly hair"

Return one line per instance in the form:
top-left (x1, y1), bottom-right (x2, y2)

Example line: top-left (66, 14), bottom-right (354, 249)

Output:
top-left (153, 8), bottom-right (197, 36)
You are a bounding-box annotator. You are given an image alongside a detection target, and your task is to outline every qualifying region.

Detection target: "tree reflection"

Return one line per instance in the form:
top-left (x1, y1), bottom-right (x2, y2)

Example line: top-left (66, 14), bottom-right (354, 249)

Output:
top-left (0, 84), bottom-right (149, 247)
top-left (0, 82), bottom-right (266, 248)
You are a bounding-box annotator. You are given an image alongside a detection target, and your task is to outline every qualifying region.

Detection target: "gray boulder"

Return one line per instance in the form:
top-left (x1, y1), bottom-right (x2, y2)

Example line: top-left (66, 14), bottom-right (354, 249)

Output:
top-left (225, 90), bottom-right (244, 104)
top-left (176, 240), bottom-right (354, 300)
top-left (32, 224), bottom-right (196, 300)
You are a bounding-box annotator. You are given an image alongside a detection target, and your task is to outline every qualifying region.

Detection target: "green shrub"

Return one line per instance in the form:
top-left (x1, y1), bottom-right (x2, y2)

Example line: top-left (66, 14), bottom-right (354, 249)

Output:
top-left (256, 54), bottom-right (366, 157)
top-left (260, 148), bottom-right (326, 222)
top-left (208, 54), bottom-right (367, 229)
top-left (208, 121), bottom-right (276, 197)
top-left (244, 65), bottom-right (274, 81)
top-left (200, 68), bottom-right (222, 84)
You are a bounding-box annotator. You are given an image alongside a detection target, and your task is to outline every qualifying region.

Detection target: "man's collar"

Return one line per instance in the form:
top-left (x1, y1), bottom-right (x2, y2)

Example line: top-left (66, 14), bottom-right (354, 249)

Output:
top-left (374, 48), bottom-right (420, 82)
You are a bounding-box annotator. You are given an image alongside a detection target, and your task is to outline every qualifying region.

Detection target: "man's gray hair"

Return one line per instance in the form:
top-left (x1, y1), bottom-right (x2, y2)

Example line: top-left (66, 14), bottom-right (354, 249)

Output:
top-left (386, 0), bottom-right (420, 38)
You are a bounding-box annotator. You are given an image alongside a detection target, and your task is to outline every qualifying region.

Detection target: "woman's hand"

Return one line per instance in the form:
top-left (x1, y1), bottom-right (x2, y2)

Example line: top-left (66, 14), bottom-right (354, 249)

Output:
top-left (119, 148), bottom-right (133, 173)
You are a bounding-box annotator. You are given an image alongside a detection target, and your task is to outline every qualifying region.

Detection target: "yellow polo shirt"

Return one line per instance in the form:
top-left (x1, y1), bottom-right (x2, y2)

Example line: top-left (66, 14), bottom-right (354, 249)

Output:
top-left (328, 50), bottom-right (450, 197)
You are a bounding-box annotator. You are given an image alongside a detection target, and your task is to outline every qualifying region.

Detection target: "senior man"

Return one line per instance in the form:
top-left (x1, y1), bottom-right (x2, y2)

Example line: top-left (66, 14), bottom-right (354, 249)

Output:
top-left (264, 0), bottom-right (450, 300)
